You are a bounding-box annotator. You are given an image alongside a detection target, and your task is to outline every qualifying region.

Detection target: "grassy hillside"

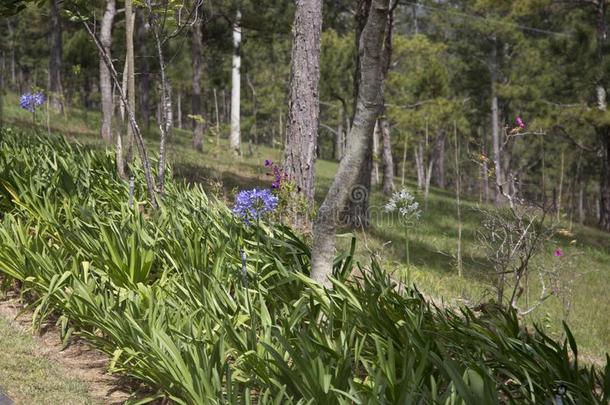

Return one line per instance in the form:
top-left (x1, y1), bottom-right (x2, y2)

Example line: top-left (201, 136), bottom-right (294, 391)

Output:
top-left (2, 93), bottom-right (609, 363)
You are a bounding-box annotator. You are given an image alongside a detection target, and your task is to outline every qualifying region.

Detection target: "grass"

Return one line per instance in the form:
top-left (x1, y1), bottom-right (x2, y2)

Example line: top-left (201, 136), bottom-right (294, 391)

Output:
top-left (0, 312), bottom-right (96, 404)
top-left (2, 92), bottom-right (610, 364)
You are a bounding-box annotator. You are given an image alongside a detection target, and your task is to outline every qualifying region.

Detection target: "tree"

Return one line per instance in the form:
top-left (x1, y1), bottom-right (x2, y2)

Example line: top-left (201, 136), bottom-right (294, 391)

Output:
top-left (284, 0), bottom-right (323, 210)
top-left (311, 0), bottom-right (389, 287)
top-left (230, 7), bottom-right (242, 155)
top-left (49, 0), bottom-right (64, 112)
top-left (99, 0), bottom-right (116, 143)
top-left (191, 2), bottom-right (204, 151)
top-left (124, 0), bottom-right (136, 175)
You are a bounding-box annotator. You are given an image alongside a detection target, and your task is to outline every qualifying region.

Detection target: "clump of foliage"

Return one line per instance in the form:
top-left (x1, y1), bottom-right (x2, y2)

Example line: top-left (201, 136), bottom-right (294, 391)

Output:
top-left (0, 129), bottom-right (607, 404)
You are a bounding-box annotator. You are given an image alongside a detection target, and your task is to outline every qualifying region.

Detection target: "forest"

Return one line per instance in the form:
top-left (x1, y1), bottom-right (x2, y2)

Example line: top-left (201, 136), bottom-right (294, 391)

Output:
top-left (0, 0), bottom-right (609, 403)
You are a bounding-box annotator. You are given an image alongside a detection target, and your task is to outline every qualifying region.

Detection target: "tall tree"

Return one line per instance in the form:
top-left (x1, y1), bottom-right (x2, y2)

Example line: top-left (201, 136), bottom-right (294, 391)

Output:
top-left (125, 0), bottom-right (136, 170)
top-left (284, 0), bottom-right (323, 208)
top-left (311, 0), bottom-right (389, 287)
top-left (99, 0), bottom-right (116, 143)
top-left (191, 2), bottom-right (204, 151)
top-left (230, 7), bottom-right (242, 155)
top-left (49, 0), bottom-right (63, 112)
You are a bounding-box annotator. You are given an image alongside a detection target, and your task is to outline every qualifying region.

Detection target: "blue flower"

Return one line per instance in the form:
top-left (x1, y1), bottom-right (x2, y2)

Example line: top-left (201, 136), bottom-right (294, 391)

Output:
top-left (233, 188), bottom-right (278, 224)
top-left (20, 92), bottom-right (46, 112)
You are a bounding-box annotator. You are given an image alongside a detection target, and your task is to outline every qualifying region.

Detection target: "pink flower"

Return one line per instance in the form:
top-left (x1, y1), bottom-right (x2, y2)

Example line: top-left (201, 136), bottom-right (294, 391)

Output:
top-left (554, 248), bottom-right (564, 257)
top-left (515, 116), bottom-right (526, 129)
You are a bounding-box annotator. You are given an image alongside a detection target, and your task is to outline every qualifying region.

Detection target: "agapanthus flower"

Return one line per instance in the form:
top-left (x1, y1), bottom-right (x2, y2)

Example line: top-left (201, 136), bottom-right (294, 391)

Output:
top-left (20, 91), bottom-right (46, 113)
top-left (515, 116), bottom-right (525, 129)
top-left (233, 188), bottom-right (278, 224)
top-left (554, 248), bottom-right (564, 257)
top-left (384, 188), bottom-right (421, 223)
top-left (264, 160), bottom-right (289, 189)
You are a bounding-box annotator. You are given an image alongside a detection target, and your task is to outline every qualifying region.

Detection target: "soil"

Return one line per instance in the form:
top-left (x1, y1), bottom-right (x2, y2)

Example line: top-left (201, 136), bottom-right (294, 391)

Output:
top-left (0, 297), bottom-right (132, 404)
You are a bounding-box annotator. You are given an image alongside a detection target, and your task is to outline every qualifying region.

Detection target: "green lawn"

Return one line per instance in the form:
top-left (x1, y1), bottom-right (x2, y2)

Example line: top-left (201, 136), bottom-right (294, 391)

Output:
top-left (0, 314), bottom-right (97, 404)
top-left (2, 92), bottom-right (609, 363)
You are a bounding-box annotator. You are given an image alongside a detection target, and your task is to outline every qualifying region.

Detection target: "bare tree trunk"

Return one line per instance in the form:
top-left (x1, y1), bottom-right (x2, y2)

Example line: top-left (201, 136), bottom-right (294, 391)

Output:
top-left (284, 0), bottom-right (322, 209)
top-left (579, 181), bottom-right (585, 224)
top-left (99, 0), bottom-right (116, 143)
top-left (229, 9), bottom-right (242, 155)
top-left (176, 91), bottom-right (182, 129)
top-left (490, 37), bottom-right (504, 207)
top-left (136, 9), bottom-right (151, 129)
top-left (80, 17), bottom-right (157, 208)
top-left (191, 5), bottom-right (204, 151)
top-left (415, 142), bottom-right (425, 189)
top-left (372, 121), bottom-right (380, 186)
top-left (454, 121), bottom-right (462, 277)
top-left (311, 0), bottom-right (389, 287)
top-left (125, 0), bottom-right (136, 167)
top-left (380, 117), bottom-right (394, 195)
top-left (600, 127), bottom-right (610, 230)
top-left (432, 130), bottom-right (446, 189)
top-left (401, 134), bottom-right (408, 186)
top-left (49, 0), bottom-right (64, 113)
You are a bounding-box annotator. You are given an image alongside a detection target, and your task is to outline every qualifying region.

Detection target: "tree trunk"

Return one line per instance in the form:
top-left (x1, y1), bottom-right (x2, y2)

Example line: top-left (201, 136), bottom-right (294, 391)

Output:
top-left (136, 9), bottom-right (150, 129)
top-left (229, 9), bottom-right (242, 155)
top-left (432, 130), bottom-right (446, 188)
top-left (600, 127), bottom-right (610, 230)
top-left (490, 37), bottom-right (504, 206)
top-left (415, 142), bottom-right (425, 189)
top-left (380, 117), bottom-right (394, 195)
top-left (284, 0), bottom-right (322, 208)
top-left (125, 0), bottom-right (136, 167)
top-left (191, 5), bottom-right (204, 151)
top-left (401, 133), bottom-right (408, 186)
top-left (176, 91), bottom-right (182, 129)
top-left (372, 121), bottom-right (380, 186)
top-left (49, 0), bottom-right (64, 112)
top-left (99, 0), bottom-right (116, 143)
top-left (311, 0), bottom-right (389, 287)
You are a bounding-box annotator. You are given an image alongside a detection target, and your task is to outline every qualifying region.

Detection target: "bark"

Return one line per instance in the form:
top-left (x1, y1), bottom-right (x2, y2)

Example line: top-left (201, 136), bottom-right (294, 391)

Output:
top-left (81, 18), bottom-right (157, 208)
top-left (49, 0), bottom-right (64, 112)
top-left (229, 9), bottom-right (242, 155)
top-left (284, 0), bottom-right (323, 207)
top-left (99, 0), bottom-right (116, 143)
top-left (380, 116), bottom-right (394, 195)
top-left (125, 0), bottom-right (136, 166)
top-left (600, 128), bottom-right (610, 229)
top-left (311, 0), bottom-right (389, 287)
top-left (191, 5), bottom-right (204, 151)
top-left (372, 121), bottom-right (380, 186)
top-left (136, 9), bottom-right (151, 129)
top-left (490, 37), bottom-right (504, 207)
top-left (176, 91), bottom-right (182, 129)
top-left (415, 142), bottom-right (424, 189)
top-left (432, 130), bottom-right (446, 188)
top-left (401, 133), bottom-right (408, 185)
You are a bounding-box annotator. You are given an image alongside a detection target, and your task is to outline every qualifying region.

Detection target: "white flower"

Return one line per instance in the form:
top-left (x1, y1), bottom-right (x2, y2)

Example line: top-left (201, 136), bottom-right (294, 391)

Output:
top-left (385, 188), bottom-right (421, 223)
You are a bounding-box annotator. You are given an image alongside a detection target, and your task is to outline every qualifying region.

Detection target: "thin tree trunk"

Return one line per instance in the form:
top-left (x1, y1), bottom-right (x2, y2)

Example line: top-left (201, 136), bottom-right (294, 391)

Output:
top-left (136, 9), bottom-right (151, 129)
top-left (432, 130), bottom-right (446, 188)
top-left (6, 20), bottom-right (15, 87)
top-left (415, 142), bottom-right (425, 189)
top-left (125, 0), bottom-right (136, 167)
top-left (99, 0), bottom-right (116, 143)
top-left (176, 91), bottom-right (182, 129)
top-left (229, 9), bottom-right (242, 155)
top-left (284, 0), bottom-right (322, 209)
top-left (81, 17), bottom-right (157, 208)
top-left (49, 0), bottom-right (64, 112)
top-left (380, 117), bottom-right (394, 195)
top-left (490, 36), bottom-right (504, 206)
top-left (191, 5), bottom-right (204, 151)
top-left (454, 121), bottom-right (462, 277)
top-left (372, 121), bottom-right (380, 186)
top-left (600, 127), bottom-right (610, 229)
top-left (401, 133), bottom-right (408, 186)
top-left (557, 150), bottom-right (565, 221)
top-left (311, 0), bottom-right (389, 287)
top-left (579, 181), bottom-right (585, 224)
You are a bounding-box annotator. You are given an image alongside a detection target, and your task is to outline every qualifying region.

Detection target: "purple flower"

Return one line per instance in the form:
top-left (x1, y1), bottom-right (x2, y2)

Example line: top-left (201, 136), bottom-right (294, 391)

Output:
top-left (20, 91), bottom-right (45, 113)
top-left (233, 188), bottom-right (278, 224)
top-left (516, 116), bottom-right (525, 129)
top-left (554, 248), bottom-right (564, 257)
top-left (264, 159), bottom-right (272, 167)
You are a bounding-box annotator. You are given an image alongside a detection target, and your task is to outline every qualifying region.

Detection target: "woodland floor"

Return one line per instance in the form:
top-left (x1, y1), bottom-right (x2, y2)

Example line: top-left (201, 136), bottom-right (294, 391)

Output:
top-left (1, 93), bottom-right (609, 400)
